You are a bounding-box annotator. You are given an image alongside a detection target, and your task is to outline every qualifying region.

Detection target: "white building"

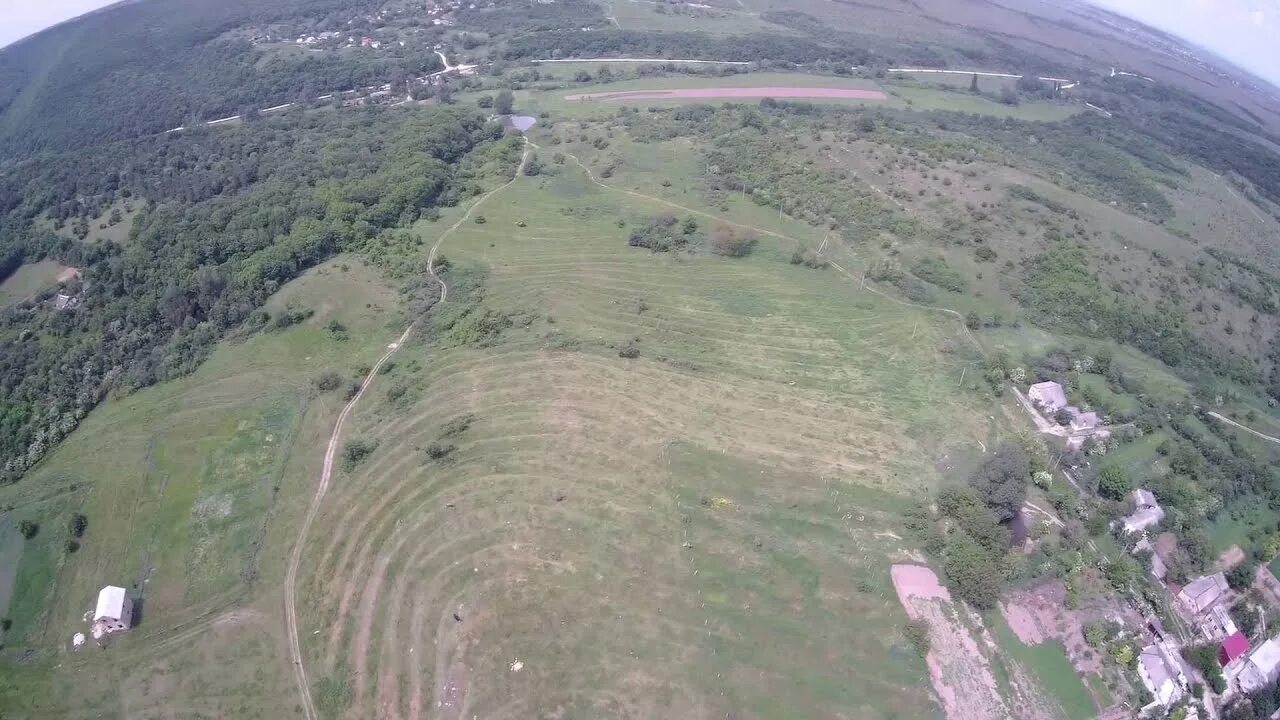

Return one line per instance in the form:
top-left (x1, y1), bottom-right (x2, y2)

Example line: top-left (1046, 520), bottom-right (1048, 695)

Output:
top-left (1028, 381), bottom-right (1068, 412)
top-left (1238, 637), bottom-right (1280, 694)
top-left (91, 585), bottom-right (132, 639)
top-left (1123, 488), bottom-right (1166, 534)
top-left (1137, 641), bottom-right (1189, 707)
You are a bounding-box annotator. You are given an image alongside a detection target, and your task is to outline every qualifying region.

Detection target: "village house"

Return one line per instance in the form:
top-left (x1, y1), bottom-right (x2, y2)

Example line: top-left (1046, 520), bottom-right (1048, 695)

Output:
top-left (1237, 637), bottom-right (1280, 694)
top-left (1069, 410), bottom-right (1099, 432)
top-left (1177, 572), bottom-right (1230, 618)
top-left (91, 585), bottom-right (132, 639)
top-left (1123, 489), bottom-right (1166, 534)
top-left (1138, 641), bottom-right (1191, 708)
top-left (1028, 381), bottom-right (1068, 413)
top-left (1221, 631), bottom-right (1251, 667)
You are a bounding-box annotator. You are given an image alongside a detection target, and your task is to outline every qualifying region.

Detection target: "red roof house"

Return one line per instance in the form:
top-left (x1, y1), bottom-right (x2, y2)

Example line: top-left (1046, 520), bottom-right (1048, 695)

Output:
top-left (1221, 631), bottom-right (1251, 666)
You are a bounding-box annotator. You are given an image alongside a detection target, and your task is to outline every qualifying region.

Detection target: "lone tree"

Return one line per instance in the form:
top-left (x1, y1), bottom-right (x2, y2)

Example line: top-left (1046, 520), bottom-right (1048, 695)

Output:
top-left (1098, 465), bottom-right (1131, 500)
top-left (969, 73), bottom-right (979, 93)
top-left (967, 442), bottom-right (1030, 522)
top-left (494, 89), bottom-right (515, 115)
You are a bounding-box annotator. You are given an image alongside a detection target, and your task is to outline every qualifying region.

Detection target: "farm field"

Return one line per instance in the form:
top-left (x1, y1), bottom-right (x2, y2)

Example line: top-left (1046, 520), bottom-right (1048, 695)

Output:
top-left (0, 257), bottom-right (406, 717)
top-left (521, 72), bottom-right (893, 116)
top-left (881, 85), bottom-right (1079, 121)
top-left (0, 259), bottom-right (73, 306)
top-left (284, 148), bottom-right (1032, 718)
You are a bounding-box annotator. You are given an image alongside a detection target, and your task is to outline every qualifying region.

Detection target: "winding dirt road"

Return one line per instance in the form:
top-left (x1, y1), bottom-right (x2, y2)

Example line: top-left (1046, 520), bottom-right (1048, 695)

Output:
top-left (284, 139), bottom-right (531, 720)
top-left (1208, 410), bottom-right (1280, 445)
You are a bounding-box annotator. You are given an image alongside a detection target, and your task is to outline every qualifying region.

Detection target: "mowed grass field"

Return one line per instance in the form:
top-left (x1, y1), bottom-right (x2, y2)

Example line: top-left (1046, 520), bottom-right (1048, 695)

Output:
top-left (520, 72), bottom-right (893, 118)
top-left (0, 259), bottom-right (71, 306)
top-left (0, 257), bottom-right (406, 718)
top-left (289, 143), bottom-right (1019, 719)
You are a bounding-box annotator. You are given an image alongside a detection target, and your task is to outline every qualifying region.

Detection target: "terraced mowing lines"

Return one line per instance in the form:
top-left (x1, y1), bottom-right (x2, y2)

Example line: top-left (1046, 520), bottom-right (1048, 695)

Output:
top-left (285, 141), bottom-right (533, 720)
top-left (294, 158), bottom-right (992, 718)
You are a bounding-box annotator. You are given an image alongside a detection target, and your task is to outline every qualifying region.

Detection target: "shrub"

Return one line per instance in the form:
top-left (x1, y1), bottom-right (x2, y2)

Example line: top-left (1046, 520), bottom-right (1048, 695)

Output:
top-left (425, 442), bottom-right (455, 461)
top-left (341, 440), bottom-right (377, 472)
top-left (68, 513), bottom-right (88, 538)
top-left (18, 520), bottom-right (37, 539)
top-left (619, 339), bottom-right (641, 359)
top-left (790, 248), bottom-right (829, 269)
top-left (628, 214), bottom-right (700, 252)
top-left (903, 618), bottom-right (931, 656)
top-left (314, 371), bottom-right (343, 392)
top-left (65, 539), bottom-right (80, 554)
top-left (474, 215), bottom-right (486, 224)
top-left (709, 225), bottom-right (758, 258)
top-left (438, 414), bottom-right (476, 438)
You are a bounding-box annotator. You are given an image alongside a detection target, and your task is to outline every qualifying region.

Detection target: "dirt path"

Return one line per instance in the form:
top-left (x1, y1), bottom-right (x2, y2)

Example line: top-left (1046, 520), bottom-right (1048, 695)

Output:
top-left (1208, 410), bottom-right (1280, 445)
top-left (284, 139), bottom-right (532, 720)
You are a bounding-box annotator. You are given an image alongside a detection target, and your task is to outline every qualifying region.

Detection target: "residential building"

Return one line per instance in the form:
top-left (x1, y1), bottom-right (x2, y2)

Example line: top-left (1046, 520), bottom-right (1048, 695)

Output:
top-left (91, 585), bottom-right (132, 639)
top-left (1028, 381), bottom-right (1068, 412)
top-left (1178, 572), bottom-right (1230, 617)
top-left (1138, 641), bottom-right (1190, 707)
top-left (1221, 631), bottom-right (1251, 667)
top-left (1123, 489), bottom-right (1166, 534)
top-left (1238, 637), bottom-right (1280, 694)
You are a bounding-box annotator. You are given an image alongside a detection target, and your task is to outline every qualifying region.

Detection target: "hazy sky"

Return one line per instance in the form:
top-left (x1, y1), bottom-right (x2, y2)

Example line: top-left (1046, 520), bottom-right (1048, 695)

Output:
top-left (1, 0), bottom-right (1278, 85)
top-left (1089, 0), bottom-right (1280, 84)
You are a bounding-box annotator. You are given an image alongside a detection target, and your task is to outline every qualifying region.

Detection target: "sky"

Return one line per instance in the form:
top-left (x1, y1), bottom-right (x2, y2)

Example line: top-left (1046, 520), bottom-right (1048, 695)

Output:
top-left (1089, 0), bottom-right (1280, 85)
top-left (0, 0), bottom-right (119, 48)
top-left (0, 0), bottom-right (1278, 85)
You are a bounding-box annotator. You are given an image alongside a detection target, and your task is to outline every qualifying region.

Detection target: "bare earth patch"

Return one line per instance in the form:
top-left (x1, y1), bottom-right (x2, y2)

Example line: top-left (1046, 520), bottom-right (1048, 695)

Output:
top-left (890, 564), bottom-right (1010, 720)
top-left (565, 87), bottom-right (889, 101)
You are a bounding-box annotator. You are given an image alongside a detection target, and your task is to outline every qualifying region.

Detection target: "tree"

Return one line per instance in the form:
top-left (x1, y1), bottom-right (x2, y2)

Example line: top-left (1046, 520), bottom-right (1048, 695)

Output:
top-left (1098, 465), bottom-right (1131, 500)
top-left (969, 73), bottom-right (979, 93)
top-left (1054, 408), bottom-right (1073, 426)
top-left (903, 618), bottom-right (931, 656)
top-left (856, 115), bottom-right (875, 133)
top-left (965, 311), bottom-right (980, 329)
top-left (709, 225), bottom-right (757, 257)
top-left (1227, 562), bottom-right (1256, 591)
top-left (942, 532), bottom-right (1003, 610)
top-left (477, 95), bottom-right (494, 109)
top-left (68, 513), bottom-right (88, 538)
top-left (18, 520), bottom-right (38, 539)
top-left (494, 89), bottom-right (515, 115)
top-left (968, 442), bottom-right (1030, 522)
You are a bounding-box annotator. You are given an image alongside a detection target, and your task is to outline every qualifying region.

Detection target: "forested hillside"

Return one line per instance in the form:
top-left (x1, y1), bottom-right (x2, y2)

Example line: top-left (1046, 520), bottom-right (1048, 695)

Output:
top-left (0, 107), bottom-right (514, 481)
top-left (0, 0), bottom-right (443, 159)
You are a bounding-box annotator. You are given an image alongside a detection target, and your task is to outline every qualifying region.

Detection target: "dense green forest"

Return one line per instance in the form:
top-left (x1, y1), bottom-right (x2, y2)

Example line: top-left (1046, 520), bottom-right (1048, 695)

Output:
top-left (0, 107), bottom-right (512, 481)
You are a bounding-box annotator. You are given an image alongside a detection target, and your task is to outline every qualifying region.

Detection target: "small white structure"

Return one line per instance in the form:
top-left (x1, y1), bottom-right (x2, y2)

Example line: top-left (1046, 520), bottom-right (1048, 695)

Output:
top-left (91, 585), bottom-right (132, 639)
top-left (1137, 641), bottom-right (1189, 708)
top-left (1069, 410), bottom-right (1099, 432)
top-left (1123, 488), bottom-right (1166, 534)
top-left (1028, 381), bottom-right (1068, 413)
top-left (1238, 637), bottom-right (1280, 694)
top-left (1178, 572), bottom-right (1230, 617)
